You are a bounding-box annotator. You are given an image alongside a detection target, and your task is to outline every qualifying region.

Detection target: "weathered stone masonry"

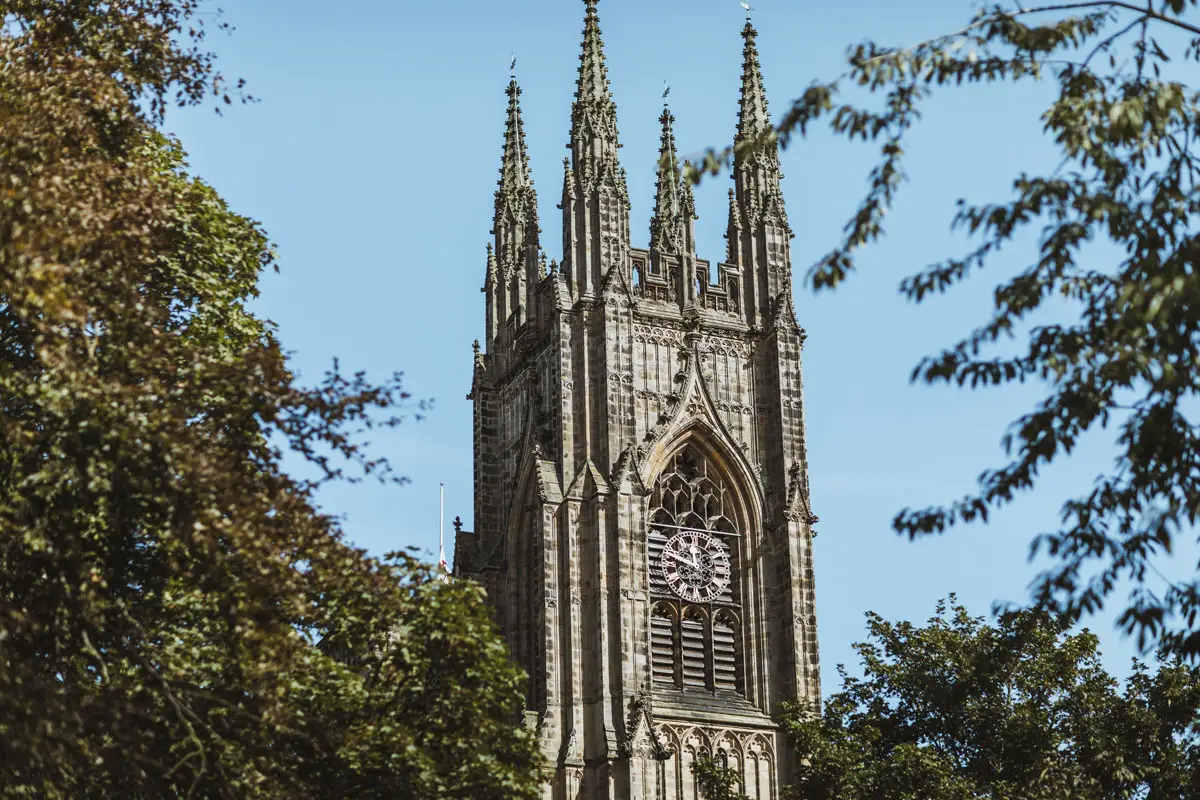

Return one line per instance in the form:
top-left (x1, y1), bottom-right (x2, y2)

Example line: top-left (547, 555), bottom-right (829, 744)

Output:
top-left (454, 2), bottom-right (821, 798)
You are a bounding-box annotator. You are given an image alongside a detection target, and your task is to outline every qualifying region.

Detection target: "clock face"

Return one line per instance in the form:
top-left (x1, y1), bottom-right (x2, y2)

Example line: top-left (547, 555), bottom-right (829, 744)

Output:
top-left (659, 530), bottom-right (731, 603)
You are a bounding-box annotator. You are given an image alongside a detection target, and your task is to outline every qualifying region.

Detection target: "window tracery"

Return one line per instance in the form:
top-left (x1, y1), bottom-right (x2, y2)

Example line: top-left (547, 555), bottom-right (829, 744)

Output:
top-left (647, 446), bottom-right (744, 695)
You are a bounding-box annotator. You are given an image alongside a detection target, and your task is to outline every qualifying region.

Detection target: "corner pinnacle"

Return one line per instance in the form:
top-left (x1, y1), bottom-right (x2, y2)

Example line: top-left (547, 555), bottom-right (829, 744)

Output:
top-left (650, 100), bottom-right (683, 253)
top-left (498, 73), bottom-right (532, 205)
top-left (736, 19), bottom-right (771, 144)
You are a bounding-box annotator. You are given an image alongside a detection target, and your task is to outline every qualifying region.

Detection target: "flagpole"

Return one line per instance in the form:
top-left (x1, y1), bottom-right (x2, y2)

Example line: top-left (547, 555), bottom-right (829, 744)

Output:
top-left (438, 482), bottom-right (448, 578)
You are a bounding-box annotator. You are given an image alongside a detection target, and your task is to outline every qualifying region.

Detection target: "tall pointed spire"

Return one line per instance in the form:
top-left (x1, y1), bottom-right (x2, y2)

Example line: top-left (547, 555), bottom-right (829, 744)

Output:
top-left (736, 19), bottom-right (772, 144)
top-left (729, 14), bottom-right (792, 326)
top-left (576, 0), bottom-right (612, 111)
top-left (649, 99), bottom-right (683, 254)
top-left (495, 72), bottom-right (536, 246)
top-left (497, 74), bottom-right (532, 209)
top-left (489, 69), bottom-right (540, 337)
top-left (732, 17), bottom-right (786, 228)
top-left (569, 0), bottom-right (625, 191)
top-left (562, 0), bottom-right (631, 301)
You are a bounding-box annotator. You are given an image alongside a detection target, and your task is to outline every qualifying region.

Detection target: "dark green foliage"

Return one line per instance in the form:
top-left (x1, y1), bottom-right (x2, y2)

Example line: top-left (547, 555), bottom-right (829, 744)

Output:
top-left (783, 599), bottom-right (1200, 800)
top-left (693, 1), bottom-right (1200, 658)
top-left (0, 2), bottom-right (542, 796)
top-left (693, 757), bottom-right (750, 800)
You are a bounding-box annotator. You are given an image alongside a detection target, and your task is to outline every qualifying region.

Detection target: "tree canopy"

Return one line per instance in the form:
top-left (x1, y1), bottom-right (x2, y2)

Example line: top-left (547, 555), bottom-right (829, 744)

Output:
top-left (783, 599), bottom-right (1200, 800)
top-left (692, 0), bottom-right (1200, 657)
top-left (0, 2), bottom-right (541, 796)
top-left (693, 758), bottom-right (751, 800)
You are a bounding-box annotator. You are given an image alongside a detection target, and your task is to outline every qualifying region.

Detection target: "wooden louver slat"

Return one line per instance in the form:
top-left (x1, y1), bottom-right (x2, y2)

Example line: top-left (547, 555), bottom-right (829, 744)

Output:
top-left (651, 612), bottom-right (676, 687)
top-left (648, 529), bottom-right (669, 596)
top-left (681, 616), bottom-right (707, 689)
top-left (712, 618), bottom-right (739, 692)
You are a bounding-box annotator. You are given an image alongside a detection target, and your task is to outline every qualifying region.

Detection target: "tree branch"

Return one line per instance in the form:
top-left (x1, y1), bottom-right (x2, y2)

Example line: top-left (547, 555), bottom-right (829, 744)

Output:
top-left (1012, 1), bottom-right (1200, 37)
top-left (80, 629), bottom-right (110, 684)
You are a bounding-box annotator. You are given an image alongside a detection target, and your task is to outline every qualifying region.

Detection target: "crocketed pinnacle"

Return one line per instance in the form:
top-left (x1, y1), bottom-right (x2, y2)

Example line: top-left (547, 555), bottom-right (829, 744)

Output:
top-left (569, 0), bottom-right (625, 192)
top-left (725, 188), bottom-right (743, 261)
top-left (733, 18), bottom-right (788, 229)
top-left (649, 101), bottom-right (683, 253)
top-left (493, 71), bottom-right (539, 288)
top-left (680, 160), bottom-right (698, 259)
top-left (485, 242), bottom-right (498, 283)
top-left (576, 0), bottom-right (611, 112)
top-left (736, 20), bottom-right (771, 143)
top-left (680, 161), bottom-right (697, 219)
top-left (496, 75), bottom-right (534, 222)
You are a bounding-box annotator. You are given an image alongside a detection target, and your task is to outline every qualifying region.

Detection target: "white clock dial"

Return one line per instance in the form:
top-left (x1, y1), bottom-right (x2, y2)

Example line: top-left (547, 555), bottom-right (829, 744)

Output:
top-left (659, 530), bottom-right (731, 603)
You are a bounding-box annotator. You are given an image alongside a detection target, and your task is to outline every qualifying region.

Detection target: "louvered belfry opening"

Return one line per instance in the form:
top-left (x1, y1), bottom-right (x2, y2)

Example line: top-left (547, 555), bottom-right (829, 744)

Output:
top-left (712, 612), bottom-right (741, 692)
top-left (651, 603), bottom-right (677, 686)
top-left (680, 609), bottom-right (708, 689)
top-left (646, 445), bottom-right (744, 696)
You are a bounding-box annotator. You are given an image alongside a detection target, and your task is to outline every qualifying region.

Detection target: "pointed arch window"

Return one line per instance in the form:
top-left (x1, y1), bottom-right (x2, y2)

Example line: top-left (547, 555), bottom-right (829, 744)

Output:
top-left (646, 445), bottom-right (745, 696)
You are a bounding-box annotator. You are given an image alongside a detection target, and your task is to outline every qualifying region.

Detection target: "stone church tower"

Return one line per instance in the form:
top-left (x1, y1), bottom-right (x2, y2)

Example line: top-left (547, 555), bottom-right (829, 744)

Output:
top-left (454, 2), bottom-right (820, 797)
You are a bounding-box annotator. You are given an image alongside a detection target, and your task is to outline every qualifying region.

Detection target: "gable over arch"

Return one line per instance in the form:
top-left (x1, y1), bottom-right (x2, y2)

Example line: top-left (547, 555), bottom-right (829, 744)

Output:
top-left (642, 419), bottom-right (765, 538)
top-left (639, 333), bottom-right (766, 528)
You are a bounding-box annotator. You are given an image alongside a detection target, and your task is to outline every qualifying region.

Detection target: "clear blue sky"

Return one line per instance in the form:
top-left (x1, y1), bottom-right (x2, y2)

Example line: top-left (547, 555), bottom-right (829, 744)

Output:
top-left (166, 0), bottom-right (1158, 692)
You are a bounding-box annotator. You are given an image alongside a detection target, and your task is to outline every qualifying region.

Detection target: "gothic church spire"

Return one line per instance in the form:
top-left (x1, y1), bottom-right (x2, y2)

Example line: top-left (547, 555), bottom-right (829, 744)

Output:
top-left (736, 19), bottom-right (771, 144)
top-left (649, 99), bottom-right (683, 254)
top-left (576, 0), bottom-right (610, 111)
top-left (497, 73), bottom-right (533, 214)
top-left (728, 16), bottom-right (792, 326)
top-left (490, 70), bottom-right (540, 338)
top-left (732, 18), bottom-right (787, 230)
top-left (561, 0), bottom-right (632, 300)
top-left (569, 0), bottom-right (625, 192)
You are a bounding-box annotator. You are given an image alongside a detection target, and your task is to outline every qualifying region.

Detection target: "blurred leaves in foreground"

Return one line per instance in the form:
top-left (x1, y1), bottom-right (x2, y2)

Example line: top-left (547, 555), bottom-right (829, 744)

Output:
top-left (691, 0), bottom-right (1200, 658)
top-left (0, 2), bottom-right (541, 796)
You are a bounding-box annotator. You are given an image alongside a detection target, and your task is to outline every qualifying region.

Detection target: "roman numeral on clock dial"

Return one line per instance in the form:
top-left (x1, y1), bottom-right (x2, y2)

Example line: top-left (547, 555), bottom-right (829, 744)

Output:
top-left (657, 530), bottom-right (731, 602)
